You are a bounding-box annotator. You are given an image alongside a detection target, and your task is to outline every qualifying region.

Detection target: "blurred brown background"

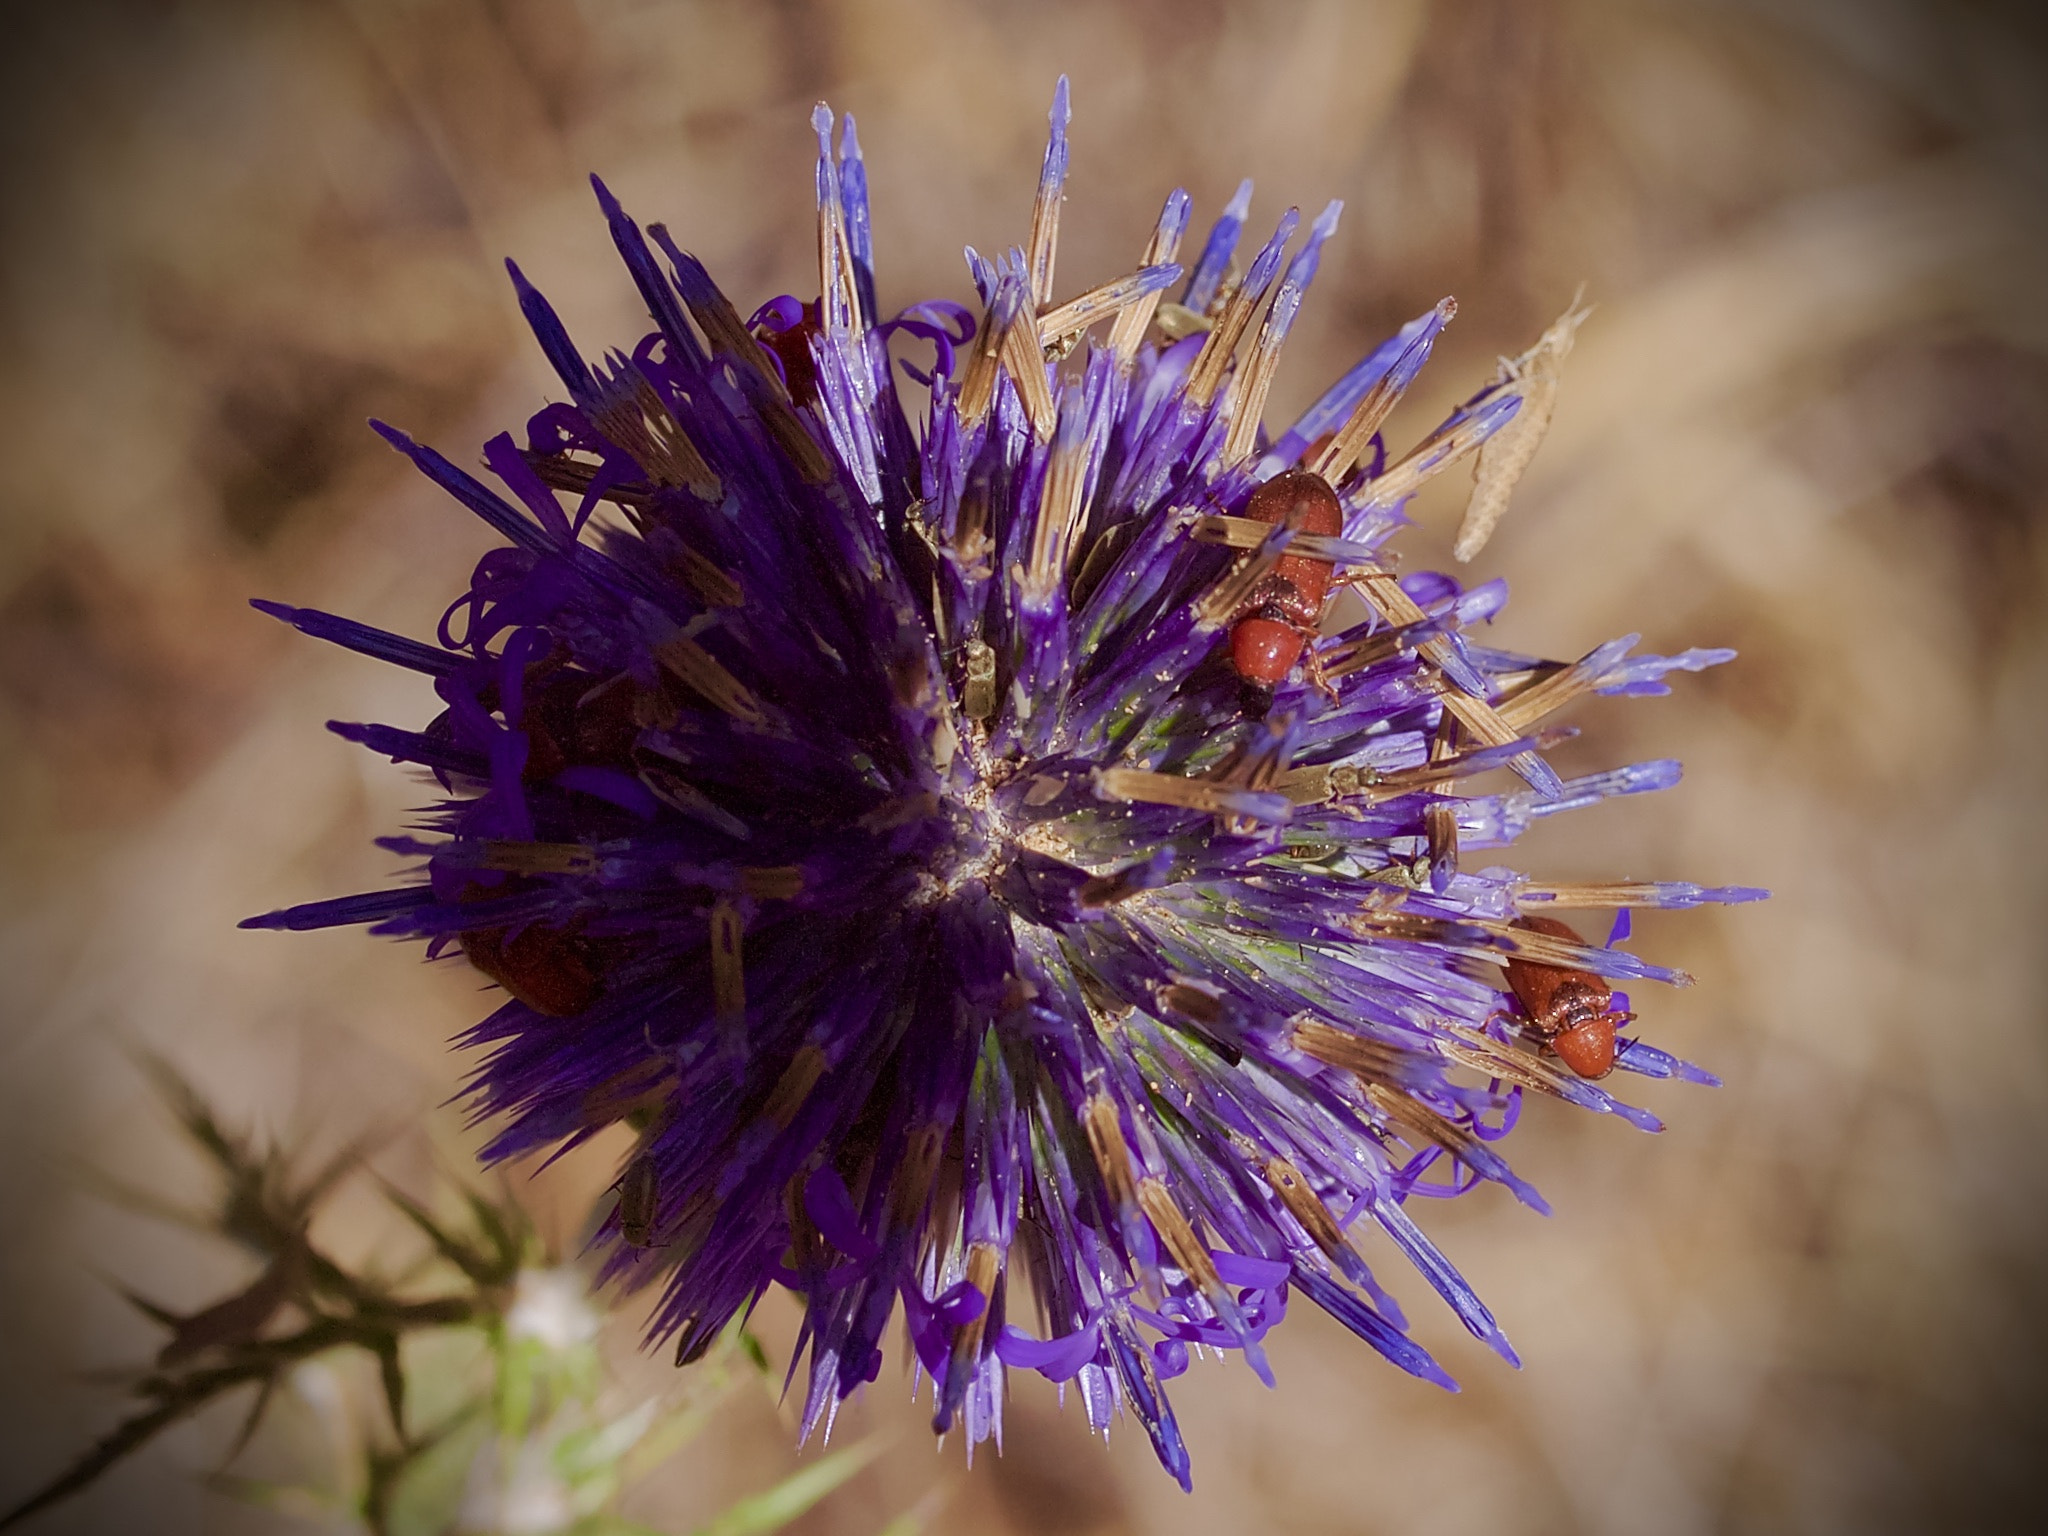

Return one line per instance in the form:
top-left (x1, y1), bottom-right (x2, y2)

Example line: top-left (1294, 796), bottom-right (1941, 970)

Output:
top-left (3, 1), bottom-right (2046, 1532)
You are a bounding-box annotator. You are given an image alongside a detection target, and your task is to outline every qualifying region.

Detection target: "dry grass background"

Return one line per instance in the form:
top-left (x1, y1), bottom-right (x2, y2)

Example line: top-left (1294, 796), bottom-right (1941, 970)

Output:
top-left (3, 1), bottom-right (2046, 1532)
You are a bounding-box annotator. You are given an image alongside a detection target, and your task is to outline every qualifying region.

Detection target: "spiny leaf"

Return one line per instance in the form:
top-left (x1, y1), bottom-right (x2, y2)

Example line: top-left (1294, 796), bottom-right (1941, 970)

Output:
top-left (128, 1049), bottom-right (247, 1174)
top-left (465, 1187), bottom-right (523, 1264)
top-left (443, 1182), bottom-right (533, 1284)
top-left (0, 1376), bottom-right (249, 1531)
top-left (110, 1283), bottom-right (184, 1331)
top-left (219, 1372), bottom-right (280, 1468)
top-left (381, 1180), bottom-right (500, 1287)
top-left (157, 1243), bottom-right (304, 1366)
top-left (68, 1163), bottom-right (219, 1237)
top-left (288, 1131), bottom-right (378, 1221)
top-left (374, 1334), bottom-right (408, 1443)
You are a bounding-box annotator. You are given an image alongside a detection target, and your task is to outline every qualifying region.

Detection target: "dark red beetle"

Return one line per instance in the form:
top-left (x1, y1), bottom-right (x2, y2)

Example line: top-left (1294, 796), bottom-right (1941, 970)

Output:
top-left (753, 298), bottom-right (823, 408)
top-left (459, 919), bottom-right (601, 1018)
top-left (1227, 468), bottom-right (1342, 691)
top-left (1501, 914), bottom-right (1636, 1079)
top-left (451, 663), bottom-right (648, 1018)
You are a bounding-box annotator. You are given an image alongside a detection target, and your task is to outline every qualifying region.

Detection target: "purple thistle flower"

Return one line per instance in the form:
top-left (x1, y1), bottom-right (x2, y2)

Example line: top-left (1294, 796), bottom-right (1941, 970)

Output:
top-left (246, 82), bottom-right (1763, 1488)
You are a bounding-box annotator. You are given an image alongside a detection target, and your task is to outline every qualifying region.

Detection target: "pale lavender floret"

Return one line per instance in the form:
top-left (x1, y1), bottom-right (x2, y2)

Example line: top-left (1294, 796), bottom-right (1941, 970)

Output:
top-left (836, 115), bottom-right (877, 324)
top-left (1369, 392), bottom-right (1523, 508)
top-left (810, 104), bottom-right (859, 337)
top-left (1614, 1040), bottom-right (1724, 1086)
top-left (1235, 207), bottom-right (1301, 316)
top-left (1122, 263), bottom-right (1185, 306)
top-left (1154, 187), bottom-right (1193, 260)
top-left (964, 245), bottom-right (999, 306)
top-left (1252, 278), bottom-right (1304, 367)
top-left (1037, 76), bottom-right (1072, 212)
top-left (1595, 644), bottom-right (1740, 695)
top-left (1182, 177), bottom-right (1254, 313)
top-left (1283, 200), bottom-right (1344, 293)
top-left (242, 87), bottom-right (1756, 1493)
top-left (1258, 301), bottom-right (1452, 475)
top-left (1460, 761), bottom-right (1686, 847)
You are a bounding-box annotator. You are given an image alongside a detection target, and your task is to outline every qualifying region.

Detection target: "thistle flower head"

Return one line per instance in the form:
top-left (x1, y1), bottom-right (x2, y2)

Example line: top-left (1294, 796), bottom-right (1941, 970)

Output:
top-left (248, 82), bottom-right (1761, 1487)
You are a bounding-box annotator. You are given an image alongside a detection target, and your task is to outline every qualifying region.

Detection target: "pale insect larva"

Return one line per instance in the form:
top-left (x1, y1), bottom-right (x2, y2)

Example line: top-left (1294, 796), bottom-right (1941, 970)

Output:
top-left (1453, 290), bottom-right (1594, 563)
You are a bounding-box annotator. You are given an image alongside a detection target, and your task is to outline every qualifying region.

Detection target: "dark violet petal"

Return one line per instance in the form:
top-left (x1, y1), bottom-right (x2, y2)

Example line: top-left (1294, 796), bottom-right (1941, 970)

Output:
top-left (240, 887), bottom-right (436, 932)
top-left (251, 599), bottom-right (465, 677)
top-left (750, 293), bottom-right (806, 332)
top-left (1292, 1267), bottom-right (1457, 1390)
top-left (589, 175), bottom-right (709, 374)
top-left (482, 432), bottom-right (574, 541)
top-left (994, 1321), bottom-right (1102, 1381)
top-left (933, 1279), bottom-right (988, 1326)
top-left (505, 258), bottom-right (597, 402)
top-left (1211, 1251), bottom-right (1291, 1289)
top-left (370, 422), bottom-right (559, 556)
top-left (804, 1167), bottom-right (881, 1264)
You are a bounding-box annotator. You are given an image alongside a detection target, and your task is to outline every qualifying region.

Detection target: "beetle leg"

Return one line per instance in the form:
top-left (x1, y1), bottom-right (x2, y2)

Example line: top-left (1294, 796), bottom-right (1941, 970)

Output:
top-left (1480, 1008), bottom-right (1527, 1041)
top-left (1301, 631), bottom-right (1341, 704)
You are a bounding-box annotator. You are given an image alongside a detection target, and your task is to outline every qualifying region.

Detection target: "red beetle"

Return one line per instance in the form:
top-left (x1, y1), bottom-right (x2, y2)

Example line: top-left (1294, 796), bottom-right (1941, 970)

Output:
top-left (459, 918), bottom-right (602, 1018)
top-left (1227, 468), bottom-right (1342, 691)
top-left (1501, 914), bottom-right (1636, 1079)
top-left (753, 298), bottom-right (823, 408)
